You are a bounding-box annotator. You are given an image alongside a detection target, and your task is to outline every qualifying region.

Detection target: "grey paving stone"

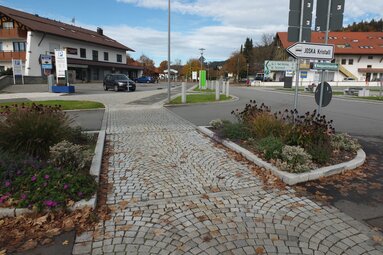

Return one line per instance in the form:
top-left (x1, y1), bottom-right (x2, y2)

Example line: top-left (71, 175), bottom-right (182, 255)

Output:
top-left (72, 106), bottom-right (383, 255)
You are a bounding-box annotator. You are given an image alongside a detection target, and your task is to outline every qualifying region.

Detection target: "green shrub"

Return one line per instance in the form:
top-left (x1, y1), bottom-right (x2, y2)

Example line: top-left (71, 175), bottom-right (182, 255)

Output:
top-left (306, 141), bottom-right (332, 164)
top-left (257, 136), bottom-right (283, 160)
top-left (209, 119), bottom-right (224, 129)
top-left (276, 145), bottom-right (313, 173)
top-left (221, 121), bottom-right (251, 140)
top-left (0, 103), bottom-right (82, 159)
top-left (331, 133), bottom-right (361, 152)
top-left (49, 140), bottom-right (93, 172)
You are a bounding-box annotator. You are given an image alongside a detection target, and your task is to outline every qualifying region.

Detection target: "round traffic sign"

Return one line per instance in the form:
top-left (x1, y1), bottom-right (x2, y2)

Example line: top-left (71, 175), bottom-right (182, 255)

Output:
top-left (315, 82), bottom-right (332, 107)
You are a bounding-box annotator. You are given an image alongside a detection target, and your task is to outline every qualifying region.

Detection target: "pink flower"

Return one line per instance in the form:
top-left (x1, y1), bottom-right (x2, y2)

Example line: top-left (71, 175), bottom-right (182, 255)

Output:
top-left (31, 176), bottom-right (37, 182)
top-left (5, 181), bottom-right (11, 187)
top-left (63, 184), bottom-right (69, 190)
top-left (44, 174), bottom-right (50, 180)
top-left (77, 192), bottom-right (83, 197)
top-left (0, 195), bottom-right (9, 204)
top-left (21, 194), bottom-right (27, 200)
top-left (43, 182), bottom-right (48, 187)
top-left (43, 200), bottom-right (58, 207)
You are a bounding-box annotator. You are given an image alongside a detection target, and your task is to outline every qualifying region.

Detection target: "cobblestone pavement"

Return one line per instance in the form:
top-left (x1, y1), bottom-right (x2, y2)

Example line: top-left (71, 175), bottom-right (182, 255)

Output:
top-left (73, 106), bottom-right (383, 255)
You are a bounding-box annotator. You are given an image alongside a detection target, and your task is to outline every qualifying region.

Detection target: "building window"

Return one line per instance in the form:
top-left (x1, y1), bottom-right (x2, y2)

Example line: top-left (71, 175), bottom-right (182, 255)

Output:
top-left (348, 59), bottom-right (354, 65)
top-left (92, 50), bottom-right (98, 61)
top-left (117, 54), bottom-right (122, 63)
top-left (2, 22), bottom-right (13, 29)
top-left (0, 66), bottom-right (4, 72)
top-left (13, 42), bottom-right (26, 52)
top-left (80, 48), bottom-right (86, 58)
top-left (104, 52), bottom-right (109, 61)
top-left (0, 42), bottom-right (2, 52)
top-left (368, 56), bottom-right (373, 60)
top-left (341, 59), bottom-right (346, 65)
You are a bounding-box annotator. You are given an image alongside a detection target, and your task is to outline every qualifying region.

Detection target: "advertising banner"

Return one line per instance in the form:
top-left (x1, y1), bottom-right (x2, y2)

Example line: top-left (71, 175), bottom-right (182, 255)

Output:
top-left (54, 49), bottom-right (67, 78)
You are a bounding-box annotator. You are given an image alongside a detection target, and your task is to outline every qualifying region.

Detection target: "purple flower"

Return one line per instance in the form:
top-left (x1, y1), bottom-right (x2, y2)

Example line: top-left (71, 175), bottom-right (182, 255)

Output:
top-left (21, 194), bottom-right (27, 200)
top-left (17, 170), bottom-right (22, 176)
top-left (5, 180), bottom-right (11, 187)
top-left (43, 200), bottom-right (58, 207)
top-left (31, 176), bottom-right (37, 182)
top-left (0, 195), bottom-right (9, 204)
top-left (43, 182), bottom-right (48, 187)
top-left (77, 192), bottom-right (83, 197)
top-left (44, 174), bottom-right (50, 180)
top-left (63, 184), bottom-right (69, 190)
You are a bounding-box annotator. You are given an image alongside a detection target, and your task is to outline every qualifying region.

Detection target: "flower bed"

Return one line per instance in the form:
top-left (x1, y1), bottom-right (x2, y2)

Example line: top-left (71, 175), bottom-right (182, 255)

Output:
top-left (0, 103), bottom-right (98, 212)
top-left (204, 101), bottom-right (365, 184)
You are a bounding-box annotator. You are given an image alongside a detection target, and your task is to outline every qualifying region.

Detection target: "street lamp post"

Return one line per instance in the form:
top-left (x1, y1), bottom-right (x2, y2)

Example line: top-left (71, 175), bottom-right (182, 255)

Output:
top-left (167, 0), bottom-right (171, 103)
top-left (199, 48), bottom-right (205, 70)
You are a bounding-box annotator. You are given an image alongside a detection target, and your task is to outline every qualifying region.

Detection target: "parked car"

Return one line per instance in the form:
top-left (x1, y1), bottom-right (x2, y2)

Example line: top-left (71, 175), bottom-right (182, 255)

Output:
top-left (136, 76), bottom-right (155, 83)
top-left (103, 74), bottom-right (136, 92)
top-left (255, 73), bottom-right (273, 82)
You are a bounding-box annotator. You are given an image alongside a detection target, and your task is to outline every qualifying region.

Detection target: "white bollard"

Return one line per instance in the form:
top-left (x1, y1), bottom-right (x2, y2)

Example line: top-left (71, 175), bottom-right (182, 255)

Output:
top-left (222, 80), bottom-right (226, 95)
top-left (181, 82), bottom-right (186, 104)
top-left (215, 80), bottom-right (220, 101)
top-left (226, 81), bottom-right (230, 97)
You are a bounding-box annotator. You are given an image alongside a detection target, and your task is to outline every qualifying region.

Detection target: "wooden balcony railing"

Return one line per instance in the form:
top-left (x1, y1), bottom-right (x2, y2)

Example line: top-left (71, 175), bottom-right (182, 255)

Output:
top-left (0, 28), bottom-right (27, 39)
top-left (0, 51), bottom-right (26, 61)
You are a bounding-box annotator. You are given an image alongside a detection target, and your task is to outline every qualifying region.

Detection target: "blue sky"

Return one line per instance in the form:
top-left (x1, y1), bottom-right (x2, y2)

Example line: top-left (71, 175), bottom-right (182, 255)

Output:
top-left (2, 0), bottom-right (382, 65)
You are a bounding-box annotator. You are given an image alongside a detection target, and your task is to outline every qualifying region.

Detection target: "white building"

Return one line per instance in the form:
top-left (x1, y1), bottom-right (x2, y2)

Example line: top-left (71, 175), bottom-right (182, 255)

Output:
top-left (0, 5), bottom-right (143, 82)
top-left (276, 32), bottom-right (383, 84)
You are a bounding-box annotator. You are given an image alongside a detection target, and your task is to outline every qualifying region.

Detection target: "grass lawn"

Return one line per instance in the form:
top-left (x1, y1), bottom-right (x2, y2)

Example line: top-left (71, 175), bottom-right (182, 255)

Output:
top-left (193, 87), bottom-right (216, 93)
top-left (170, 94), bottom-right (231, 104)
top-left (353, 96), bottom-right (383, 101)
top-left (0, 100), bottom-right (105, 110)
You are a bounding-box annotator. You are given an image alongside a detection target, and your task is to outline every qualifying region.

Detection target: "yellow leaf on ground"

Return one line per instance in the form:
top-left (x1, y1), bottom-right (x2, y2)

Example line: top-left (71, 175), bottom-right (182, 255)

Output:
top-left (62, 240), bottom-right (69, 245)
top-left (256, 247), bottom-right (265, 254)
top-left (0, 249), bottom-right (6, 255)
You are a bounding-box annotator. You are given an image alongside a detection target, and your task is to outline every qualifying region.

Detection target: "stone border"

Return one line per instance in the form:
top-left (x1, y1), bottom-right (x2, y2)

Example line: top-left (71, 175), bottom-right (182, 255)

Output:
top-left (197, 126), bottom-right (366, 185)
top-left (0, 108), bottom-right (108, 218)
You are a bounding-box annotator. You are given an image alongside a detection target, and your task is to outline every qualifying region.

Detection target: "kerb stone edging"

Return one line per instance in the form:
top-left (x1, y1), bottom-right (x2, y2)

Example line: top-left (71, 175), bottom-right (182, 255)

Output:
top-left (197, 126), bottom-right (366, 185)
top-left (0, 108), bottom-right (108, 218)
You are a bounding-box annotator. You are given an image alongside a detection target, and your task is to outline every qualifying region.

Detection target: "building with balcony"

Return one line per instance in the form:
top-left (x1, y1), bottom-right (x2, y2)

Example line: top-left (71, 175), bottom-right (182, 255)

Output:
top-left (0, 5), bottom-right (143, 82)
top-left (276, 31), bottom-right (383, 83)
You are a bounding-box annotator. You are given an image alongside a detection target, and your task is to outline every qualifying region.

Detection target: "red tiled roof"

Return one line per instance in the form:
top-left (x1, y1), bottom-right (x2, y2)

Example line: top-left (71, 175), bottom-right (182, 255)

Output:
top-left (0, 5), bottom-right (134, 52)
top-left (277, 32), bottom-right (383, 55)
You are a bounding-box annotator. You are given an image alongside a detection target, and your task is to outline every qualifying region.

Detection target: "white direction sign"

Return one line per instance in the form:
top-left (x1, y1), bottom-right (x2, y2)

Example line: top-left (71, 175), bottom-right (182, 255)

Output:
top-left (264, 60), bottom-right (295, 72)
top-left (286, 42), bottom-right (334, 60)
top-left (54, 49), bottom-right (68, 78)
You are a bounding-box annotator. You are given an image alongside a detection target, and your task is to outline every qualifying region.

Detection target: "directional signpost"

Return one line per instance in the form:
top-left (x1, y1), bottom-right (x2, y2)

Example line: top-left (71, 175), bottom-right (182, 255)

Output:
top-left (264, 60), bottom-right (295, 79)
top-left (286, 42), bottom-right (334, 60)
top-left (311, 62), bottom-right (338, 71)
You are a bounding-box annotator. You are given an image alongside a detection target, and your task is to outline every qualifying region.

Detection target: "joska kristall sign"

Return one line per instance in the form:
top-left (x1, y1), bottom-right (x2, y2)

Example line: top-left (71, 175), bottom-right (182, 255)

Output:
top-left (287, 42), bottom-right (334, 60)
top-left (54, 49), bottom-right (67, 78)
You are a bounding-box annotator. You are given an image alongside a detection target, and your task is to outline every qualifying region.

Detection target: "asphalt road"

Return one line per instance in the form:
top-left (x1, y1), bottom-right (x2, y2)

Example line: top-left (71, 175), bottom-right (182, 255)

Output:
top-left (167, 85), bottom-right (383, 230)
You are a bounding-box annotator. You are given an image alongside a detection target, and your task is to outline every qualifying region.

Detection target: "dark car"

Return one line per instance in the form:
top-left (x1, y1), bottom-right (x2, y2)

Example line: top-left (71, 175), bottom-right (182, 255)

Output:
top-left (103, 74), bottom-right (136, 92)
top-left (136, 76), bottom-right (155, 83)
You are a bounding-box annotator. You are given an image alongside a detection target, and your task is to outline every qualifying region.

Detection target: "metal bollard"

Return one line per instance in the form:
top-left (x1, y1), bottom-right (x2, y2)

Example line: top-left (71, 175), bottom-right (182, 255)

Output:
top-left (226, 81), bottom-right (230, 97)
top-left (215, 80), bottom-right (220, 101)
top-left (182, 82), bottom-right (186, 104)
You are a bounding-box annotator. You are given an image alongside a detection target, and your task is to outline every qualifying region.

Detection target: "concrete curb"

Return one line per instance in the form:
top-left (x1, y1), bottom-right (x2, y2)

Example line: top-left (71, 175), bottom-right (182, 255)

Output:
top-left (164, 95), bottom-right (239, 107)
top-left (197, 126), bottom-right (366, 185)
top-left (0, 111), bottom-right (107, 218)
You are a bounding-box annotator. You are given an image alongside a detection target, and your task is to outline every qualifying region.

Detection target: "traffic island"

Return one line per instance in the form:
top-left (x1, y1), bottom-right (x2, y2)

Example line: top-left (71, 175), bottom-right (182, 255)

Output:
top-left (198, 126), bottom-right (366, 185)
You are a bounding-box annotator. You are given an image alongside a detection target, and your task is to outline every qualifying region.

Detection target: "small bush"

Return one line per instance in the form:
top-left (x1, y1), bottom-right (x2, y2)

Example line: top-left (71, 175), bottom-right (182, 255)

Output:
top-left (331, 133), bottom-right (361, 152)
top-left (49, 140), bottom-right (93, 172)
top-left (209, 119), bottom-right (224, 129)
top-left (257, 136), bottom-right (283, 160)
top-left (247, 112), bottom-right (285, 139)
top-left (221, 121), bottom-right (251, 141)
top-left (0, 103), bottom-right (83, 159)
top-left (276, 145), bottom-right (313, 173)
top-left (0, 165), bottom-right (97, 211)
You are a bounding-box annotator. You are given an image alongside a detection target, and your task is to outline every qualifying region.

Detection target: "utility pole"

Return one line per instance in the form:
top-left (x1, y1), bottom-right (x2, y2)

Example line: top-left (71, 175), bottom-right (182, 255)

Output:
top-left (293, 0), bottom-right (305, 110)
top-left (318, 0), bottom-right (331, 115)
top-left (167, 0), bottom-right (171, 103)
